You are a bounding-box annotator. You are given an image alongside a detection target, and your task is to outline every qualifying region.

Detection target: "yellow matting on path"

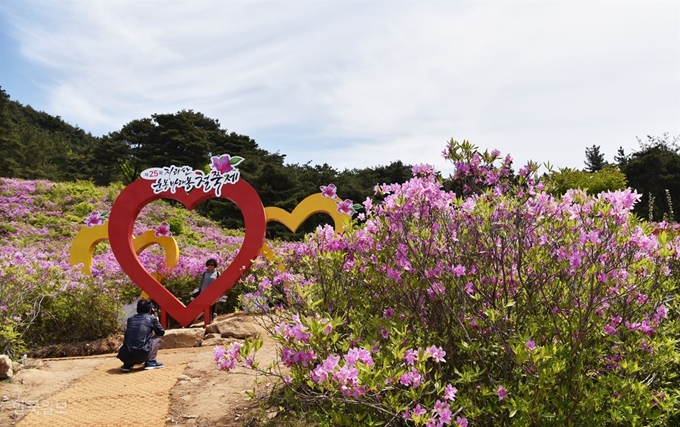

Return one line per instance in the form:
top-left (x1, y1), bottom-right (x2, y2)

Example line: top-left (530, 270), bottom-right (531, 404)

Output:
top-left (17, 349), bottom-right (202, 427)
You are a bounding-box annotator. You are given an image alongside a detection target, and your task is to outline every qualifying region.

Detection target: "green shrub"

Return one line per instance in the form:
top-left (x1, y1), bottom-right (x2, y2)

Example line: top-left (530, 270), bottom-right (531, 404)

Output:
top-left (0, 224), bottom-right (17, 235)
top-left (72, 201), bottom-right (95, 218)
top-left (166, 216), bottom-right (185, 236)
top-left (26, 279), bottom-right (123, 346)
top-left (0, 266), bottom-right (57, 359)
top-left (0, 320), bottom-right (28, 360)
top-left (547, 165), bottom-right (628, 196)
top-left (45, 180), bottom-right (101, 205)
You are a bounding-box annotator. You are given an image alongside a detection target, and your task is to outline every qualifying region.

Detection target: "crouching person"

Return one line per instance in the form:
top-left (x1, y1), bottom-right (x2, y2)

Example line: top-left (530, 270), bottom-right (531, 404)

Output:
top-left (117, 298), bottom-right (165, 372)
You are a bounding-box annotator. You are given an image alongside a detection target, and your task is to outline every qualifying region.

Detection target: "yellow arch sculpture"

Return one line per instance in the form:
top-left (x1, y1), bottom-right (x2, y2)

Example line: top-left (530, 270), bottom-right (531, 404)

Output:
top-left (262, 193), bottom-right (351, 263)
top-left (70, 221), bottom-right (180, 298)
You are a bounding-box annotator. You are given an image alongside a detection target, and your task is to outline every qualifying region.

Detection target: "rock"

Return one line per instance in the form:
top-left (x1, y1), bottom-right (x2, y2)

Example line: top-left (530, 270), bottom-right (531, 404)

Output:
top-left (204, 319), bottom-right (225, 335)
top-left (159, 328), bottom-right (205, 349)
top-left (204, 333), bottom-right (221, 340)
top-left (15, 358), bottom-right (44, 371)
top-left (205, 318), bottom-right (259, 339)
top-left (0, 355), bottom-right (13, 379)
top-left (220, 322), bottom-right (259, 339)
top-left (13, 368), bottom-right (53, 385)
top-left (201, 337), bottom-right (236, 348)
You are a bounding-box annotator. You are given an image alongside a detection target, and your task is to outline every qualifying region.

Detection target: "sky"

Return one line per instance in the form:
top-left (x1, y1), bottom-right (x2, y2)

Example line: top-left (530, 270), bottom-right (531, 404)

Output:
top-left (0, 0), bottom-right (678, 175)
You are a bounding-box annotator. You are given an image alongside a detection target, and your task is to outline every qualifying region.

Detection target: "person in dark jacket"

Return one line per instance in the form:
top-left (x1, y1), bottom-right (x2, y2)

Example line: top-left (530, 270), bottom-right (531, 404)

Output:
top-left (117, 298), bottom-right (165, 372)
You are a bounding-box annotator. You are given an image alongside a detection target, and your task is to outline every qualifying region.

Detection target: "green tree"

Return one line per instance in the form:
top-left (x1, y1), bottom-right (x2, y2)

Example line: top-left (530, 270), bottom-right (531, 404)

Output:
top-left (0, 87), bottom-right (23, 177)
top-left (614, 146), bottom-right (627, 165)
top-left (3, 93), bottom-right (101, 182)
top-left (620, 134), bottom-right (680, 221)
top-left (584, 144), bottom-right (607, 172)
top-left (97, 118), bottom-right (155, 184)
top-left (100, 110), bottom-right (223, 184)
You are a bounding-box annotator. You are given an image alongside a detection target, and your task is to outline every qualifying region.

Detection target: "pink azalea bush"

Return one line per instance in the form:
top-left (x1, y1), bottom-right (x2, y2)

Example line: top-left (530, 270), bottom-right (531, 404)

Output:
top-left (217, 140), bottom-right (680, 426)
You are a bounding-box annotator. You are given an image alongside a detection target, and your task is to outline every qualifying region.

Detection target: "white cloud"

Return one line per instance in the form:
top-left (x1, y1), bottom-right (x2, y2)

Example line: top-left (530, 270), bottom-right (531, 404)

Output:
top-left (0, 0), bottom-right (678, 172)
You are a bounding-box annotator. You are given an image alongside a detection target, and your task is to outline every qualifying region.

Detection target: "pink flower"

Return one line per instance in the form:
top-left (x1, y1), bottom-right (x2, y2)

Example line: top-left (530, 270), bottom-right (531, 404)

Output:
top-left (211, 155), bottom-right (233, 174)
top-left (245, 355), bottom-right (255, 367)
top-left (333, 366), bottom-right (359, 386)
top-left (412, 404), bottom-right (426, 417)
top-left (153, 221), bottom-right (172, 237)
top-left (399, 368), bottom-right (422, 387)
top-left (455, 416), bottom-right (469, 427)
top-left (526, 339), bottom-right (537, 351)
top-left (451, 264), bottom-right (466, 277)
top-left (464, 282), bottom-right (475, 294)
top-left (427, 283), bottom-right (446, 298)
top-left (496, 385), bottom-right (508, 401)
top-left (404, 349), bottom-right (418, 365)
top-left (218, 357), bottom-right (236, 370)
top-left (345, 347), bottom-right (374, 367)
top-left (84, 211), bottom-right (106, 228)
top-left (437, 404), bottom-right (453, 424)
top-left (444, 384), bottom-right (458, 401)
top-left (321, 354), bottom-right (341, 371)
top-left (336, 199), bottom-right (354, 215)
top-left (425, 345), bottom-right (446, 363)
top-left (320, 184), bottom-right (338, 199)
top-left (656, 305), bottom-right (668, 319)
top-left (311, 364), bottom-right (332, 384)
top-left (411, 164), bottom-right (436, 177)
top-left (213, 346), bottom-right (226, 362)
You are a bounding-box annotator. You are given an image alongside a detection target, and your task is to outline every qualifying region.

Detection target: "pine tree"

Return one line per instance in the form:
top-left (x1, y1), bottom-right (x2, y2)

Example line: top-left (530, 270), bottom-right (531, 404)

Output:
top-left (584, 145), bottom-right (607, 172)
top-left (614, 146), bottom-right (627, 165)
top-left (0, 87), bottom-right (23, 177)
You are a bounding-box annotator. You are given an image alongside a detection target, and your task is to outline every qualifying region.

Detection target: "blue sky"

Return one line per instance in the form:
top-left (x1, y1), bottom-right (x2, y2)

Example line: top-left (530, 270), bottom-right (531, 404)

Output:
top-left (0, 0), bottom-right (678, 174)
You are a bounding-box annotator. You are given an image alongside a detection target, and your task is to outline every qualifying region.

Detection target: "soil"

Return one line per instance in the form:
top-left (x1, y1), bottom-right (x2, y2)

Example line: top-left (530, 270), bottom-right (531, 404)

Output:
top-left (0, 314), bottom-right (283, 427)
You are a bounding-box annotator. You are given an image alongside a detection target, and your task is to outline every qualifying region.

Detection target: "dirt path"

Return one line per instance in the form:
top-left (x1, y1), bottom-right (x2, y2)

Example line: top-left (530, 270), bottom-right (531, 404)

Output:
top-left (1, 317), bottom-right (280, 427)
top-left (16, 349), bottom-right (192, 427)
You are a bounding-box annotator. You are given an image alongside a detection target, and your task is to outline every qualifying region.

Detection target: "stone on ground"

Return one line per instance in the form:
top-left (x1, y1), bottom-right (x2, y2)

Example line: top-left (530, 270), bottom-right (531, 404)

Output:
top-left (0, 354), bottom-right (13, 379)
top-left (160, 328), bottom-right (205, 349)
top-left (205, 318), bottom-right (260, 339)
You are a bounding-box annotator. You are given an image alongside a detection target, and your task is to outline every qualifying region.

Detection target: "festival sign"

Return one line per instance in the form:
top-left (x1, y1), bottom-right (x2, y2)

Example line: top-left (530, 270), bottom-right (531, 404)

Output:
top-left (108, 155), bottom-right (266, 327)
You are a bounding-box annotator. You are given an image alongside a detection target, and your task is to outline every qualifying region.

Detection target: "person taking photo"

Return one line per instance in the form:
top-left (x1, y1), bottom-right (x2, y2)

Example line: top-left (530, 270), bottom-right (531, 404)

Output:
top-left (117, 298), bottom-right (165, 372)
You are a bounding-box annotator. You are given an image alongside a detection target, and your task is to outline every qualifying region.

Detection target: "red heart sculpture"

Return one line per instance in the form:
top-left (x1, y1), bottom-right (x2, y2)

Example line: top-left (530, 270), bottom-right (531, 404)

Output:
top-left (108, 179), bottom-right (266, 327)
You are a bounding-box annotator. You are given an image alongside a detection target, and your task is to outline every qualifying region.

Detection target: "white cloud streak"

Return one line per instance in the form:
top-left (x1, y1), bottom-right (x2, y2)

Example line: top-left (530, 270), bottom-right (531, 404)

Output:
top-left (0, 0), bottom-right (678, 173)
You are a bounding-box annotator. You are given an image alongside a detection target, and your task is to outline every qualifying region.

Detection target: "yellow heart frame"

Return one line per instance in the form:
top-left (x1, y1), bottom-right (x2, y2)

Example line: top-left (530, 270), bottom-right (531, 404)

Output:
top-left (262, 193), bottom-right (352, 263)
top-left (70, 221), bottom-right (179, 298)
